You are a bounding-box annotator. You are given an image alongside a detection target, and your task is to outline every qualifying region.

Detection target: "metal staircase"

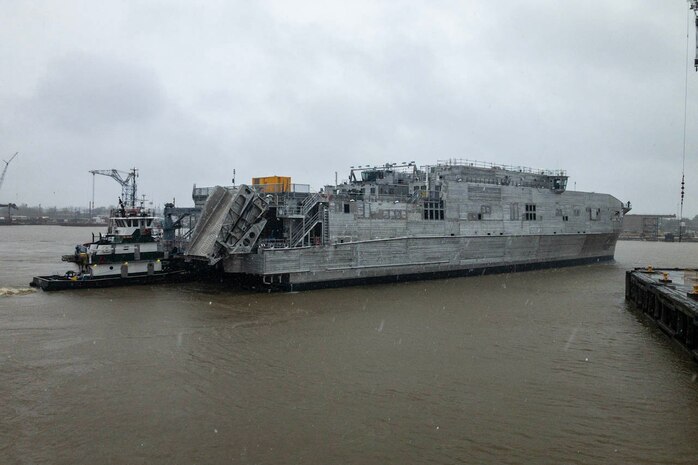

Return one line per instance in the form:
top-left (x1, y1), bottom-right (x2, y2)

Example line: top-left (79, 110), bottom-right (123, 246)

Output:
top-left (283, 192), bottom-right (328, 247)
top-left (408, 189), bottom-right (424, 203)
top-left (290, 209), bottom-right (322, 247)
top-left (276, 192), bottom-right (323, 218)
top-left (301, 193), bottom-right (322, 216)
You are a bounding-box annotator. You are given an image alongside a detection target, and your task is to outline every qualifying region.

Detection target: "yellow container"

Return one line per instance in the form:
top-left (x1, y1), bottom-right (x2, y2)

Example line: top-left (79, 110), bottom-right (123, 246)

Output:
top-left (252, 176), bottom-right (291, 193)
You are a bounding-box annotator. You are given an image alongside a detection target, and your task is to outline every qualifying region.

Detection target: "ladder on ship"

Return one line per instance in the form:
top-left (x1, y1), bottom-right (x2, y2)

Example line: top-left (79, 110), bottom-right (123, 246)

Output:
top-left (289, 202), bottom-right (328, 247)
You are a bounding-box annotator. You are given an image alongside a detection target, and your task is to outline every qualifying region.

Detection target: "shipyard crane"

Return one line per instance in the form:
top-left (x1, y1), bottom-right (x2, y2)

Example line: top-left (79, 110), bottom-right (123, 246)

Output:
top-left (0, 152), bottom-right (18, 193)
top-left (89, 168), bottom-right (138, 209)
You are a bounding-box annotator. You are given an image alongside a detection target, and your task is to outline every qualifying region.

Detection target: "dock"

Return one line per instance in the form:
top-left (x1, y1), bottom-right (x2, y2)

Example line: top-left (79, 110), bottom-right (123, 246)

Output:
top-left (625, 268), bottom-right (698, 360)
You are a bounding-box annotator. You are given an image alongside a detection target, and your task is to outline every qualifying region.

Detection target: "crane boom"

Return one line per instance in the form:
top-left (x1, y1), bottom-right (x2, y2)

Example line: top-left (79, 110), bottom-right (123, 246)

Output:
top-left (0, 152), bottom-right (18, 193)
top-left (89, 168), bottom-right (138, 208)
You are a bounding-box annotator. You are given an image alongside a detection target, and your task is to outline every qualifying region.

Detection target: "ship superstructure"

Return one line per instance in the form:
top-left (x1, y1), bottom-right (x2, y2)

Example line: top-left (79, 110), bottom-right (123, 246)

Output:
top-left (184, 160), bottom-right (629, 290)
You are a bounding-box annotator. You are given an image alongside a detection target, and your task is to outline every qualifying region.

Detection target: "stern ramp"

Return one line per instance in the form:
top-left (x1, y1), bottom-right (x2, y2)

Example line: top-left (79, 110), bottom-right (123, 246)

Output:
top-left (186, 185), bottom-right (268, 264)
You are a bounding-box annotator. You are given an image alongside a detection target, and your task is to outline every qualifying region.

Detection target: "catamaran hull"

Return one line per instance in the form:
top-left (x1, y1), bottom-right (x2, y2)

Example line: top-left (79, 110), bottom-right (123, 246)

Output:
top-left (222, 232), bottom-right (619, 291)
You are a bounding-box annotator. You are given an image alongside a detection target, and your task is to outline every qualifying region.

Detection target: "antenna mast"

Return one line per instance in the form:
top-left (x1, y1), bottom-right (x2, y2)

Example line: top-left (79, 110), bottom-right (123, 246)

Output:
top-left (691, 1), bottom-right (698, 70)
top-left (679, 2), bottom-right (698, 241)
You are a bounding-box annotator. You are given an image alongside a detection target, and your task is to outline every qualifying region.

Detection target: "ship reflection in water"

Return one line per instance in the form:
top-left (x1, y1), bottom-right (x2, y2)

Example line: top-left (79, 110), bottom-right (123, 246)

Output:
top-left (2, 226), bottom-right (698, 464)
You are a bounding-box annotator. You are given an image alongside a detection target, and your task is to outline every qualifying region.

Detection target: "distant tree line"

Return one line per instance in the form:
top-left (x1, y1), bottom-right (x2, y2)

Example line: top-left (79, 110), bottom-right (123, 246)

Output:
top-left (0, 204), bottom-right (118, 224)
top-left (10, 204), bottom-right (115, 219)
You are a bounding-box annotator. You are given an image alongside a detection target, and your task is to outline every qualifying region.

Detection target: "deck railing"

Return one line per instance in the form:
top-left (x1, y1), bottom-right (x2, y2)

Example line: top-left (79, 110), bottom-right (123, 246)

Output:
top-left (435, 158), bottom-right (566, 177)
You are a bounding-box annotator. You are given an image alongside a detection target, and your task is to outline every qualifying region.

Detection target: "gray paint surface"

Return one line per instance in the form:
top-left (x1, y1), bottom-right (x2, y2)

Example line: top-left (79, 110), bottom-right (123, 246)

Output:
top-left (205, 161), bottom-right (626, 287)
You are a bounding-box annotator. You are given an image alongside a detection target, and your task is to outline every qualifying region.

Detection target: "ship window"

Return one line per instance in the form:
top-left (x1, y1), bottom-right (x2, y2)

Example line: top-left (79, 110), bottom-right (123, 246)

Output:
top-left (344, 203), bottom-right (350, 214)
top-left (524, 204), bottom-right (537, 221)
top-left (424, 200), bottom-right (444, 221)
top-left (563, 216), bottom-right (569, 221)
top-left (481, 205), bottom-right (491, 214)
top-left (574, 208), bottom-right (580, 217)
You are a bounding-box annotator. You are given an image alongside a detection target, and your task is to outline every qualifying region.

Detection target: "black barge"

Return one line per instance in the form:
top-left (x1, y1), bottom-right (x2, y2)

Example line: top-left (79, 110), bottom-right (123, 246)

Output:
top-left (625, 267), bottom-right (698, 361)
top-left (31, 270), bottom-right (188, 291)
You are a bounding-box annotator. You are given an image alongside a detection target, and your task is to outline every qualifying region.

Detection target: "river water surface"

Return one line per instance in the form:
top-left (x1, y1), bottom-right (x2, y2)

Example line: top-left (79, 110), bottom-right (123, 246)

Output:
top-left (2, 226), bottom-right (698, 464)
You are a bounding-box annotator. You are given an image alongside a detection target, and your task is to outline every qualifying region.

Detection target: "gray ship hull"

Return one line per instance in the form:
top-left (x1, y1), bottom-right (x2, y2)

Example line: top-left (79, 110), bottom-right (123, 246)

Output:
top-left (223, 232), bottom-right (618, 290)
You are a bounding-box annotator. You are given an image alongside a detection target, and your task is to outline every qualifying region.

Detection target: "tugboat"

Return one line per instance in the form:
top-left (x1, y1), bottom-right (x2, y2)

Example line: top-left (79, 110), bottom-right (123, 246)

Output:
top-left (31, 198), bottom-right (186, 291)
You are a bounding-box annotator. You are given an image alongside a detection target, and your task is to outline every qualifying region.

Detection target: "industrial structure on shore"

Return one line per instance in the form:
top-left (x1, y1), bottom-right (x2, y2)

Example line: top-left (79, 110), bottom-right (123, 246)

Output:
top-left (620, 214), bottom-right (678, 241)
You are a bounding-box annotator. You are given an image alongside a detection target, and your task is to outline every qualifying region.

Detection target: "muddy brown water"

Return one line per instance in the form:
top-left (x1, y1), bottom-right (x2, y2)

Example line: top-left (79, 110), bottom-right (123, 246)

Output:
top-left (2, 226), bottom-right (698, 464)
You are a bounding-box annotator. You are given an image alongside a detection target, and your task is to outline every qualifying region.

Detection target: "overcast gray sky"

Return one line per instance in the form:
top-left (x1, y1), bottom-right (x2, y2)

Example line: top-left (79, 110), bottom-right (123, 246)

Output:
top-left (1, 0), bottom-right (697, 216)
